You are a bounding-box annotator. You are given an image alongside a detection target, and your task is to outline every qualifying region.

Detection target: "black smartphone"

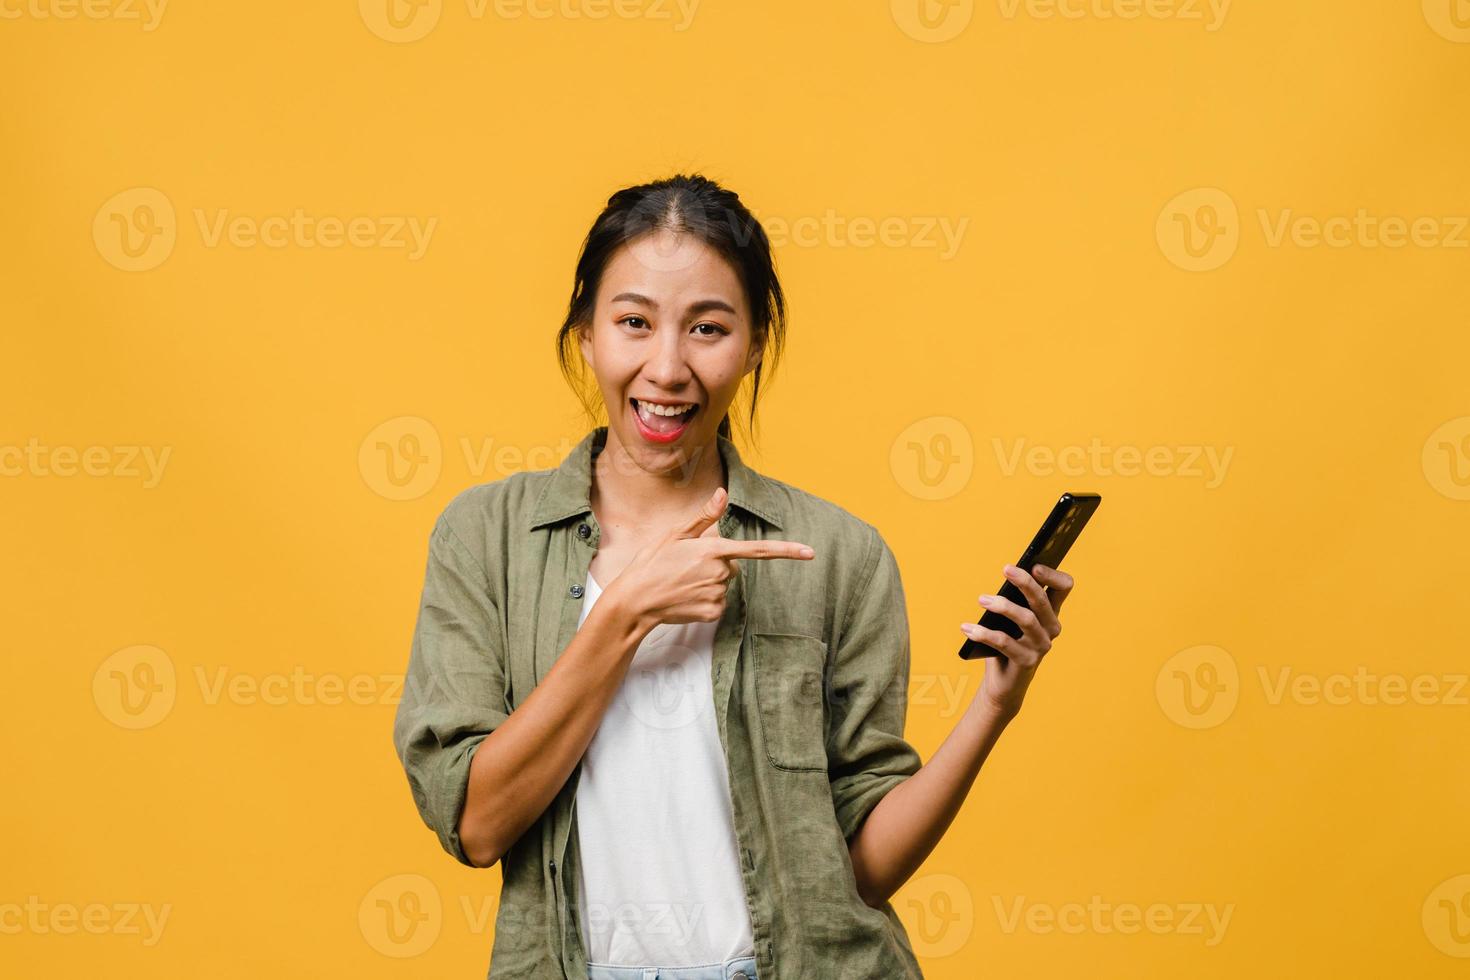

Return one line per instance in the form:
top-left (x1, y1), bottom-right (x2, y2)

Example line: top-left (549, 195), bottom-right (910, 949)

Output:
top-left (958, 491), bottom-right (1102, 661)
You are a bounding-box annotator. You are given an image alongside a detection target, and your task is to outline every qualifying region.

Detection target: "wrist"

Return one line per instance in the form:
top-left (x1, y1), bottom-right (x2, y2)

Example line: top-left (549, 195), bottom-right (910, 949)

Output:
top-left (971, 691), bottom-right (1021, 728)
top-left (597, 581), bottom-right (657, 643)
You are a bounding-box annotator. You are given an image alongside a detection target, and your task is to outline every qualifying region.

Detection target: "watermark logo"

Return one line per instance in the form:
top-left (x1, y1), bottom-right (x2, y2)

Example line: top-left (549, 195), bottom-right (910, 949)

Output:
top-left (360, 0), bottom-right (442, 41)
top-left (898, 873), bottom-right (975, 957)
top-left (1422, 416), bottom-right (1470, 501)
top-left (359, 416), bottom-right (443, 501)
top-left (359, 426), bottom-right (589, 501)
top-left (93, 645), bottom-right (415, 725)
top-left (94, 187), bottom-right (177, 272)
top-left (359, 874), bottom-right (442, 957)
top-left (623, 222), bottom-right (709, 274)
top-left (93, 645), bottom-right (177, 730)
top-left (1155, 644), bottom-right (1238, 729)
top-left (1160, 647), bottom-right (1468, 728)
top-left (891, 0), bottom-right (974, 42)
top-left (94, 189), bottom-right (437, 270)
top-left (355, 874), bottom-right (708, 956)
top-left (1423, 0), bottom-right (1470, 42)
top-left (891, 420), bottom-right (1233, 497)
top-left (620, 638), bottom-right (715, 732)
top-left (1423, 874), bottom-right (1470, 957)
top-left (1157, 187), bottom-right (1239, 272)
top-left (890, 416), bottom-right (975, 501)
top-left (1161, 188), bottom-right (1470, 270)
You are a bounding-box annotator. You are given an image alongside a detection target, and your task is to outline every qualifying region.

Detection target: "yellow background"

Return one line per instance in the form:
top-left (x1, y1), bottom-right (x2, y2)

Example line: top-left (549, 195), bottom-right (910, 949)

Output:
top-left (4, 0), bottom-right (1468, 976)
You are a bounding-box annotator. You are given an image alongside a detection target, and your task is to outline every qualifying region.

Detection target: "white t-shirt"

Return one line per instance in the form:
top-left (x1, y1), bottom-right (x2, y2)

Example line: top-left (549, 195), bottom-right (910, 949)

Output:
top-left (574, 569), bottom-right (757, 967)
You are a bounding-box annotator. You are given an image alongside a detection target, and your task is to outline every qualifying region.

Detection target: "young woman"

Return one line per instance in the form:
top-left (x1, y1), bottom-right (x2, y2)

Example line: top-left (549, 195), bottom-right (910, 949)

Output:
top-left (392, 174), bottom-right (1077, 980)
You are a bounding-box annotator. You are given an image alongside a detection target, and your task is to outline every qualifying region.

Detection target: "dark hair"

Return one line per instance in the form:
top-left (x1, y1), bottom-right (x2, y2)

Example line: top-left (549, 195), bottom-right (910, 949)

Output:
top-left (555, 173), bottom-right (787, 447)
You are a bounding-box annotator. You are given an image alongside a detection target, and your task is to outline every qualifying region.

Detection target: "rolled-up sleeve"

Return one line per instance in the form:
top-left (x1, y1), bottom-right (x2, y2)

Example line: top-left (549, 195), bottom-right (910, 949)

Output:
top-left (826, 524), bottom-right (924, 843)
top-left (392, 512), bottom-right (511, 866)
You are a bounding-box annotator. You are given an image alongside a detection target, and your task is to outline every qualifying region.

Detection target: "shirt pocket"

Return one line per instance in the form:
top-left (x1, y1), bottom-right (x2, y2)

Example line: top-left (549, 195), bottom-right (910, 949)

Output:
top-left (752, 632), bottom-right (829, 772)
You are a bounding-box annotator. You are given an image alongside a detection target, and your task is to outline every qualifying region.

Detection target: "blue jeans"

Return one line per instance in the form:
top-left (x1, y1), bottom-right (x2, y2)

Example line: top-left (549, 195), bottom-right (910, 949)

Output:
top-left (586, 953), bottom-right (758, 980)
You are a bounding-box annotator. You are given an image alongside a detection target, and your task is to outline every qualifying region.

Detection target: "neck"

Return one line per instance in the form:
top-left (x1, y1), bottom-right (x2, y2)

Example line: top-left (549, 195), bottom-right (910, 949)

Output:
top-left (591, 425), bottom-right (727, 530)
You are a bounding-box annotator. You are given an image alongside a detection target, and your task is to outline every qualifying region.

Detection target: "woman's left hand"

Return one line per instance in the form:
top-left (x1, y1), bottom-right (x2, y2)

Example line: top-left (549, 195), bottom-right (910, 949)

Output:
top-left (962, 563), bottom-right (1075, 721)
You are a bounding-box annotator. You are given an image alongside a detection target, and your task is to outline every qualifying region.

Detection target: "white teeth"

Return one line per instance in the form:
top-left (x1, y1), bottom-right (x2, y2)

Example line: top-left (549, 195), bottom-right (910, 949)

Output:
top-left (635, 399), bottom-right (696, 419)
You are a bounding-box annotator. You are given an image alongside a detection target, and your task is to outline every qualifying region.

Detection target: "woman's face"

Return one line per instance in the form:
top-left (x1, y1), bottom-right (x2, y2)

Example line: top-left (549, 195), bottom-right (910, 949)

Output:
top-left (579, 227), bottom-right (762, 473)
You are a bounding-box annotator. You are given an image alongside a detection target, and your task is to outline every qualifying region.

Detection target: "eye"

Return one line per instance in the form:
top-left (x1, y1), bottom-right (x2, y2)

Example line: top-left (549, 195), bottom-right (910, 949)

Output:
top-left (693, 322), bottom-right (729, 337)
top-left (618, 315), bottom-right (649, 330)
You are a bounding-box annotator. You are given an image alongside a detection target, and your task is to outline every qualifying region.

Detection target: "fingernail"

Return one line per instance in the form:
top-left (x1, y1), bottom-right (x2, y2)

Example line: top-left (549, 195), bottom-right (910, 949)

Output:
top-left (799, 546), bottom-right (814, 557)
top-left (978, 595), bottom-right (992, 606)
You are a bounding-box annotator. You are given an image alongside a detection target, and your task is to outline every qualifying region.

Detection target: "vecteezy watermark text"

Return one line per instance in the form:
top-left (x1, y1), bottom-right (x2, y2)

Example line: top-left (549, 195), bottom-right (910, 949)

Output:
top-left (991, 894), bottom-right (1234, 946)
top-left (752, 209), bottom-right (970, 260)
top-left (1, 439), bottom-right (171, 488)
top-left (193, 209), bottom-right (436, 258)
top-left (0, 0), bottom-right (167, 29)
top-left (993, 436), bottom-right (1233, 488)
top-left (0, 897), bottom-right (171, 946)
top-left (995, 0), bottom-right (1230, 31)
top-left (93, 188), bottom-right (437, 272)
top-left (359, 0), bottom-right (700, 43)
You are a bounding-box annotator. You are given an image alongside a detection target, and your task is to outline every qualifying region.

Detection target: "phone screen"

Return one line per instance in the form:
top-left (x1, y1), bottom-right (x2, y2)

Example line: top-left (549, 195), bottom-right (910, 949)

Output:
top-left (958, 492), bottom-right (1101, 661)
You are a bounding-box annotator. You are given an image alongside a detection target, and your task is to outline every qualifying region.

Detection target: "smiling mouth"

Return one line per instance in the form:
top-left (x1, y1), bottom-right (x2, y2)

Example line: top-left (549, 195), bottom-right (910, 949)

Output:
top-left (630, 398), bottom-right (699, 438)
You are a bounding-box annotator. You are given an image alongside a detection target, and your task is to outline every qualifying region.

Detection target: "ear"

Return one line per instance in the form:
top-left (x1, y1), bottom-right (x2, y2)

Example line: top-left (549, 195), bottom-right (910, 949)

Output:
top-left (576, 322), bottom-right (594, 369)
top-left (744, 334), bottom-right (765, 375)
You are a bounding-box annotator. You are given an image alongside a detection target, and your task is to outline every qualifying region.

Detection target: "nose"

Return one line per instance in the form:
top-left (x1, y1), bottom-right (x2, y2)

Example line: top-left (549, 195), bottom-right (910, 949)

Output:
top-left (642, 326), bottom-right (693, 388)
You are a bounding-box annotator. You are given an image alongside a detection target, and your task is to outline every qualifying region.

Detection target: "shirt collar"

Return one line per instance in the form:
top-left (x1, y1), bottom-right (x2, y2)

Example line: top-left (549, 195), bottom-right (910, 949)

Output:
top-left (527, 425), bottom-right (786, 531)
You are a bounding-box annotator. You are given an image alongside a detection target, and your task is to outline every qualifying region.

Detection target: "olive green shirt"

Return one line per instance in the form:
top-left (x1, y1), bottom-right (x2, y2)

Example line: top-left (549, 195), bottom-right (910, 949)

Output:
top-left (392, 425), bottom-right (926, 979)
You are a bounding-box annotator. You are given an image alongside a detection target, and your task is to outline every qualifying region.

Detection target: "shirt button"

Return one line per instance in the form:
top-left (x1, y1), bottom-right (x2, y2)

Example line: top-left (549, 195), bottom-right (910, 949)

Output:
top-left (733, 973), bottom-right (749, 980)
top-left (569, 584), bottom-right (584, 599)
top-left (577, 523), bottom-right (591, 539)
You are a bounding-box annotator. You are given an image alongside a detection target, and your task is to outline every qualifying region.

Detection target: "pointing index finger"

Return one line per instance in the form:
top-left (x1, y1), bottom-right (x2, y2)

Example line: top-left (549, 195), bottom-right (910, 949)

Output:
top-left (709, 539), bottom-right (815, 561)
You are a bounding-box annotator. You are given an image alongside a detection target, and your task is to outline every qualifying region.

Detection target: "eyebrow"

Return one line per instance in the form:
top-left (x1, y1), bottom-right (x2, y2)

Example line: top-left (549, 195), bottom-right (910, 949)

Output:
top-left (609, 292), bottom-right (739, 317)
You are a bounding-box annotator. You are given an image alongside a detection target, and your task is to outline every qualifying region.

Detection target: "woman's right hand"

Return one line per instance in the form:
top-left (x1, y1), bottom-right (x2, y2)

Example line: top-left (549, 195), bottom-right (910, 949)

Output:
top-left (606, 486), bottom-right (816, 629)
